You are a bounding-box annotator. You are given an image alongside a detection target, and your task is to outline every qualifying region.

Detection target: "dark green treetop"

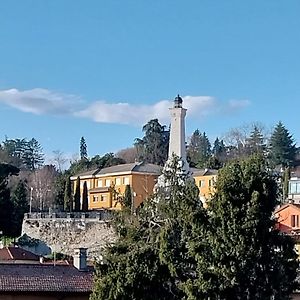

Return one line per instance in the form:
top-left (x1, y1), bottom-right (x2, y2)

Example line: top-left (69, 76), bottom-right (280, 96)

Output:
top-left (80, 136), bottom-right (88, 160)
top-left (74, 176), bottom-right (81, 212)
top-left (269, 121), bottom-right (296, 167)
top-left (82, 181), bottom-right (88, 212)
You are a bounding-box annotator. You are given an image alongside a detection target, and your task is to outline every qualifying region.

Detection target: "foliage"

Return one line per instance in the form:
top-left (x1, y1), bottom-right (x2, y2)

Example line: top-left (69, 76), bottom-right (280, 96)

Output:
top-left (80, 136), bottom-right (88, 160)
top-left (92, 155), bottom-right (298, 300)
top-left (187, 130), bottom-right (211, 167)
top-left (135, 119), bottom-right (169, 165)
top-left (2, 137), bottom-right (44, 170)
top-left (64, 176), bottom-right (73, 212)
top-left (22, 138), bottom-right (44, 171)
top-left (0, 163), bottom-right (19, 237)
top-left (74, 176), bottom-right (81, 211)
top-left (91, 156), bottom-right (207, 300)
top-left (82, 181), bottom-right (88, 211)
top-left (245, 125), bottom-right (266, 155)
top-left (269, 121), bottom-right (296, 167)
top-left (123, 184), bottom-right (132, 209)
top-left (11, 180), bottom-right (29, 237)
top-left (202, 155), bottom-right (298, 299)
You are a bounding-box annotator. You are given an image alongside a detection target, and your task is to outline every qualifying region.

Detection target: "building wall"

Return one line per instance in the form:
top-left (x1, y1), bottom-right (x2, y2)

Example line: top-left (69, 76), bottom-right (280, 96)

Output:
top-left (275, 205), bottom-right (300, 233)
top-left (131, 173), bottom-right (157, 207)
top-left (193, 174), bottom-right (217, 203)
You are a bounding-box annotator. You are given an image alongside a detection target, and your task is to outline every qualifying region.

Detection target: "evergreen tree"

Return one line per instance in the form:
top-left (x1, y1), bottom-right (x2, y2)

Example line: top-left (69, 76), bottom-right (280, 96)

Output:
top-left (0, 163), bottom-right (19, 237)
top-left (134, 119), bottom-right (169, 165)
top-left (246, 125), bottom-right (266, 155)
top-left (202, 155), bottom-right (298, 299)
top-left (82, 181), bottom-right (88, 212)
top-left (74, 176), bottom-right (81, 211)
top-left (123, 184), bottom-right (132, 209)
top-left (23, 138), bottom-right (44, 170)
top-left (80, 136), bottom-right (88, 160)
top-left (63, 176), bottom-right (73, 212)
top-left (269, 121), bottom-right (296, 167)
top-left (11, 180), bottom-right (29, 237)
top-left (91, 156), bottom-right (208, 300)
top-left (187, 130), bottom-right (211, 167)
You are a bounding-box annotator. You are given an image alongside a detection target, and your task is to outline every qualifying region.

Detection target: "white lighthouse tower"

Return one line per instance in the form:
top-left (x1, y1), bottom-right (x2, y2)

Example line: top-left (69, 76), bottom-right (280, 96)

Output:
top-left (155, 95), bottom-right (190, 189)
top-left (167, 94), bottom-right (189, 174)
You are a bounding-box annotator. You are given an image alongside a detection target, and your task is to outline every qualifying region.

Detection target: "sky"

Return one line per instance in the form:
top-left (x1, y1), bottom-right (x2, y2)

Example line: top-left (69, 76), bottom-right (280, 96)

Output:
top-left (0, 0), bottom-right (299, 162)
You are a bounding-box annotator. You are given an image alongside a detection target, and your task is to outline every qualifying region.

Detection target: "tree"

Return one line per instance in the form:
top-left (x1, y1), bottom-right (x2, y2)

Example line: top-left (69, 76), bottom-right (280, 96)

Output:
top-left (246, 125), bottom-right (266, 155)
top-left (23, 138), bottom-right (44, 171)
top-left (11, 180), bottom-right (29, 237)
top-left (64, 176), bottom-right (73, 212)
top-left (0, 163), bottom-right (19, 237)
top-left (80, 137), bottom-right (88, 160)
top-left (82, 181), bottom-right (88, 212)
top-left (74, 176), bottom-right (81, 211)
top-left (123, 184), bottom-right (132, 209)
top-left (91, 156), bottom-right (208, 300)
top-left (115, 147), bottom-right (138, 163)
top-left (269, 121), bottom-right (296, 168)
top-left (135, 119), bottom-right (169, 165)
top-left (201, 155), bottom-right (298, 299)
top-left (187, 130), bottom-right (211, 168)
top-left (52, 150), bottom-right (67, 172)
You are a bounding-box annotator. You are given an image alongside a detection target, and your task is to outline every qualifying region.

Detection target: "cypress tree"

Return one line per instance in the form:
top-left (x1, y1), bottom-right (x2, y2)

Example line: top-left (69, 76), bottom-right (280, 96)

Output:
top-left (74, 176), bottom-right (81, 212)
top-left (82, 181), bottom-right (88, 212)
top-left (64, 177), bottom-right (73, 212)
top-left (80, 136), bottom-right (88, 160)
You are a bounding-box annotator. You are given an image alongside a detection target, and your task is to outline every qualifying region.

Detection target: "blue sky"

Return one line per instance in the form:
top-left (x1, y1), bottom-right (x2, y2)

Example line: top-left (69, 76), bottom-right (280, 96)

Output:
top-left (0, 0), bottom-right (299, 161)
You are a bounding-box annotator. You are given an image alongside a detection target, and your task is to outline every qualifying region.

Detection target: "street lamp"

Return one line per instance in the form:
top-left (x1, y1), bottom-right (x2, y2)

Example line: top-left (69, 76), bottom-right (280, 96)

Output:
top-left (30, 187), bottom-right (33, 214)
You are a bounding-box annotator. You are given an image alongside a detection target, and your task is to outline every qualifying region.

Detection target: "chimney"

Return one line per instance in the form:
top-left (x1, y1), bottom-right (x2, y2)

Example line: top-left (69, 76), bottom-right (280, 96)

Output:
top-left (73, 248), bottom-right (87, 271)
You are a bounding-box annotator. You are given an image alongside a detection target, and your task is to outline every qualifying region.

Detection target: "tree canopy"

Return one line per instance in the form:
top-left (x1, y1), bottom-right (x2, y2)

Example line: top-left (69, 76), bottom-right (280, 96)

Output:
top-left (91, 155), bottom-right (298, 300)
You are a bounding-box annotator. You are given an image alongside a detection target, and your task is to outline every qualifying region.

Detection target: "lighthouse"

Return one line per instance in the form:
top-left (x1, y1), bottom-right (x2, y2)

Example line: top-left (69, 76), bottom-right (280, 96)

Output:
top-left (167, 94), bottom-right (189, 174)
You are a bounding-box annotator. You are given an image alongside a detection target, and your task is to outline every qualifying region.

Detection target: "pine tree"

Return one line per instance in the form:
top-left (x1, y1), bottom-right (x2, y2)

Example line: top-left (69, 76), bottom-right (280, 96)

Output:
top-left (23, 138), bottom-right (44, 170)
top-left (202, 155), bottom-right (298, 299)
top-left (74, 176), bottom-right (81, 212)
top-left (80, 137), bottom-right (88, 160)
top-left (269, 121), bottom-right (296, 167)
top-left (82, 181), bottom-right (88, 212)
top-left (64, 177), bottom-right (73, 212)
top-left (187, 130), bottom-right (211, 167)
top-left (246, 125), bottom-right (266, 155)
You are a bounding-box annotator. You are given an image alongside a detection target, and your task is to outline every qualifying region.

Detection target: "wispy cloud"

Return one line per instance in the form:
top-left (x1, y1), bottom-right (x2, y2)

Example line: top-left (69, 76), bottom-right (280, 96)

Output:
top-left (0, 88), bottom-right (250, 125)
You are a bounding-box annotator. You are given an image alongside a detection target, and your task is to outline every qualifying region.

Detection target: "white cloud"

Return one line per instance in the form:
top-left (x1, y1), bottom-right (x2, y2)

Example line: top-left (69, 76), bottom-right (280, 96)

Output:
top-left (0, 88), bottom-right (80, 115)
top-left (0, 88), bottom-right (250, 125)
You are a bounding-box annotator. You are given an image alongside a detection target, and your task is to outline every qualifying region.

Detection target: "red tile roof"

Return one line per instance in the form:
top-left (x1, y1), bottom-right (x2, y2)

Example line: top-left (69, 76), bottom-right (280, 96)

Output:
top-left (0, 264), bottom-right (93, 293)
top-left (0, 247), bottom-right (39, 261)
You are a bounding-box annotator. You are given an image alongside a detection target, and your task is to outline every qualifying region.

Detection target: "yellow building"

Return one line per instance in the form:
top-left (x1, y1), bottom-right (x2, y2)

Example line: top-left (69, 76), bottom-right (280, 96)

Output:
top-left (191, 168), bottom-right (218, 205)
top-left (70, 162), bottom-right (162, 210)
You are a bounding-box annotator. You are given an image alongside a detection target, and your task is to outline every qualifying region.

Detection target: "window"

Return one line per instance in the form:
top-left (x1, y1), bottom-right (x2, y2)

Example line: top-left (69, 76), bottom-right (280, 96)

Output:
top-left (199, 180), bottom-right (205, 188)
top-left (86, 181), bottom-right (90, 189)
top-left (101, 195), bottom-right (107, 202)
top-left (105, 179), bottom-right (111, 187)
top-left (123, 177), bottom-right (130, 185)
top-left (116, 177), bottom-right (121, 186)
top-left (289, 181), bottom-right (300, 194)
top-left (93, 196), bottom-right (98, 202)
top-left (97, 179), bottom-right (103, 187)
top-left (208, 179), bottom-right (212, 187)
top-left (291, 215), bottom-right (299, 227)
